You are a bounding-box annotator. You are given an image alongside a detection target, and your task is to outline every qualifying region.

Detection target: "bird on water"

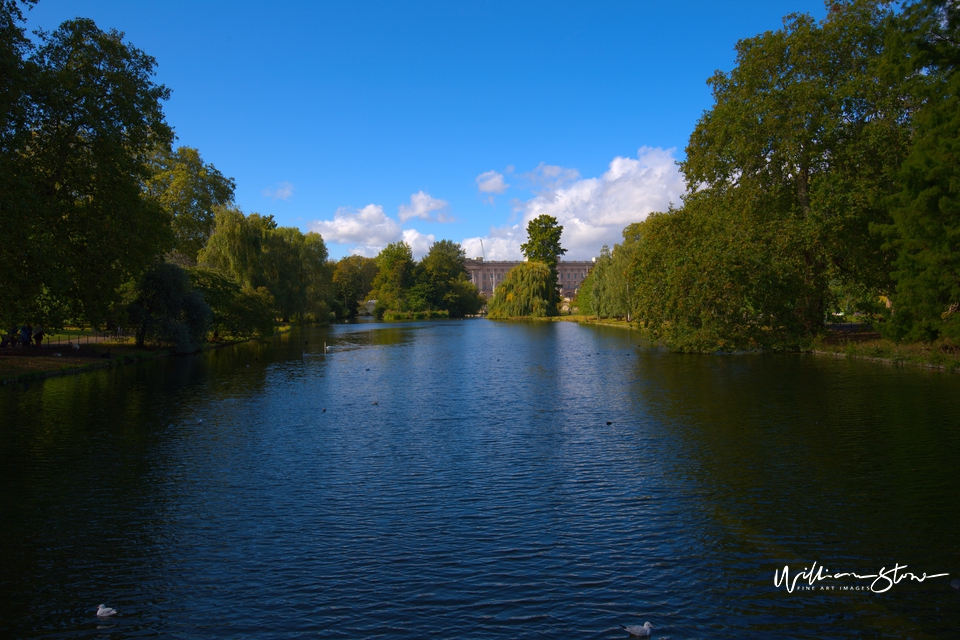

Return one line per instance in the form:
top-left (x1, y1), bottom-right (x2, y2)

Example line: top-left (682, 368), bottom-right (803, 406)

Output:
top-left (621, 622), bottom-right (653, 636)
top-left (96, 604), bottom-right (117, 617)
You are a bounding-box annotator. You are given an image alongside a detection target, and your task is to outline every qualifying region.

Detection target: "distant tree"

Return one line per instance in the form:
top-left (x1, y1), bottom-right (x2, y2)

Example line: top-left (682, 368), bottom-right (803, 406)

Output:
top-left (128, 263), bottom-right (210, 352)
top-left (521, 215), bottom-right (567, 269)
top-left (199, 208), bottom-right (332, 322)
top-left (520, 214), bottom-right (566, 310)
top-left (419, 240), bottom-right (483, 316)
top-left (332, 258), bottom-right (365, 318)
top-left (487, 261), bottom-right (557, 319)
top-left (188, 267), bottom-right (275, 339)
top-left (145, 146), bottom-right (235, 263)
top-left (371, 242), bottom-right (416, 318)
top-left (331, 254), bottom-right (378, 318)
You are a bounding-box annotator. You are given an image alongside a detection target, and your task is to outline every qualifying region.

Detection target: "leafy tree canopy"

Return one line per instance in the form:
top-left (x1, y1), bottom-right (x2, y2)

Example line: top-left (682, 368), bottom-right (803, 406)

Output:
top-left (488, 261), bottom-right (558, 319)
top-left (521, 215), bottom-right (567, 269)
top-left (146, 146), bottom-right (235, 262)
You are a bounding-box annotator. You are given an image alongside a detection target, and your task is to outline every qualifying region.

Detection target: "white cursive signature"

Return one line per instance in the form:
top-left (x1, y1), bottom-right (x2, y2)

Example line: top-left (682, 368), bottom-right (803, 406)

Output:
top-left (774, 561), bottom-right (949, 593)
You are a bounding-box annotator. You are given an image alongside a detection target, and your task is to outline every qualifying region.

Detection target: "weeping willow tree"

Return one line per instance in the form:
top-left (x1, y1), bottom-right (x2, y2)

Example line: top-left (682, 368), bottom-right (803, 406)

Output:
top-left (487, 261), bottom-right (558, 319)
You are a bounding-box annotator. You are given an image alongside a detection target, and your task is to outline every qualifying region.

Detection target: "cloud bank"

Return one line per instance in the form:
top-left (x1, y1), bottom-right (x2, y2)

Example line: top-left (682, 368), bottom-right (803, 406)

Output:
top-left (310, 147), bottom-right (684, 263)
top-left (310, 202), bottom-right (436, 258)
top-left (463, 147), bottom-right (685, 260)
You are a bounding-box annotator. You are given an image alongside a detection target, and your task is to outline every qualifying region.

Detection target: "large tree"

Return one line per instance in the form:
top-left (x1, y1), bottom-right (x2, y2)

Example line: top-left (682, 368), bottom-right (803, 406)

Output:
top-left (0, 1), bottom-right (36, 322)
top-left (879, 0), bottom-right (960, 341)
top-left (371, 241), bottom-right (416, 318)
top-left (637, 0), bottom-right (909, 350)
top-left (199, 208), bottom-right (332, 321)
top-left (1, 15), bottom-right (174, 326)
top-left (521, 214), bottom-right (567, 270)
top-left (332, 255), bottom-right (378, 318)
top-left (419, 240), bottom-right (483, 317)
top-left (145, 146), bottom-right (235, 262)
top-left (519, 214), bottom-right (566, 311)
top-left (487, 261), bottom-right (557, 319)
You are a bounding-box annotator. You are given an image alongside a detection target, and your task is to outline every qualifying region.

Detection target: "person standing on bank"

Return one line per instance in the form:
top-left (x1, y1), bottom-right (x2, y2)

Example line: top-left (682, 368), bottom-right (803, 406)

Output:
top-left (33, 325), bottom-right (44, 348)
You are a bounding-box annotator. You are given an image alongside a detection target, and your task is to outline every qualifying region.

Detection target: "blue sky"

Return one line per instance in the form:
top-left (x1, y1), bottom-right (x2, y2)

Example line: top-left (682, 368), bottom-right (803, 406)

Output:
top-left (25, 0), bottom-right (827, 260)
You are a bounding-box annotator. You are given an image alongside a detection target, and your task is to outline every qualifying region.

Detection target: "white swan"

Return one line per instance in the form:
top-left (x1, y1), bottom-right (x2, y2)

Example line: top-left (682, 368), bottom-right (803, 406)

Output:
top-left (96, 604), bottom-right (117, 617)
top-left (621, 622), bottom-right (653, 636)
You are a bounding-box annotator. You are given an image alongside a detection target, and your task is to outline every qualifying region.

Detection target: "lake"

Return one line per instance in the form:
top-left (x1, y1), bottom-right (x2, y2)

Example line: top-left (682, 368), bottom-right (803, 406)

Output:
top-left (1, 319), bottom-right (958, 638)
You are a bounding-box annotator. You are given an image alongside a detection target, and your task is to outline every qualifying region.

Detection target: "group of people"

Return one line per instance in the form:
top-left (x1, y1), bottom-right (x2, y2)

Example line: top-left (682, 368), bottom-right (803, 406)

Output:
top-left (1, 324), bottom-right (45, 349)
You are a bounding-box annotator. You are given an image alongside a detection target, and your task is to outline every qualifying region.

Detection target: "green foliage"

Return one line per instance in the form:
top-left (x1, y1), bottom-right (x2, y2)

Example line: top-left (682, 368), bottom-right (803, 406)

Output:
top-left (487, 261), bottom-right (558, 319)
top-left (573, 270), bottom-right (596, 316)
top-left (188, 267), bottom-right (276, 339)
top-left (199, 207), bottom-right (332, 322)
top-left (371, 242), bottom-right (417, 318)
top-left (128, 263), bottom-right (210, 353)
top-left (382, 309), bottom-right (450, 321)
top-left (369, 240), bottom-right (483, 319)
top-left (0, 15), bottom-right (174, 326)
top-left (877, 0), bottom-right (960, 342)
top-left (145, 146), bottom-right (235, 262)
top-left (418, 240), bottom-right (484, 317)
top-left (630, 0), bottom-right (910, 351)
top-left (632, 200), bottom-right (814, 352)
top-left (331, 255), bottom-right (378, 318)
top-left (521, 214), bottom-right (567, 268)
top-left (518, 215), bottom-right (566, 312)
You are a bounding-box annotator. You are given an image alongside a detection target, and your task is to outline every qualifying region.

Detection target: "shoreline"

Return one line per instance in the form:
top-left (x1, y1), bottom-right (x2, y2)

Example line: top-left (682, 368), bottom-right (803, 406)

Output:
top-left (539, 314), bottom-right (960, 373)
top-left (0, 325), bottom-right (296, 386)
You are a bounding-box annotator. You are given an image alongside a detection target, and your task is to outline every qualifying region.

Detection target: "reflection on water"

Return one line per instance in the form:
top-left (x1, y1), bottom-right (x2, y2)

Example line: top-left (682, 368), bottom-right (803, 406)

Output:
top-left (1, 320), bottom-right (958, 638)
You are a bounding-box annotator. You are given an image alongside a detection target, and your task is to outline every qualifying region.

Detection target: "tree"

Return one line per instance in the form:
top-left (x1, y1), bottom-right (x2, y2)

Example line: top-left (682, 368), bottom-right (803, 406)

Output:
top-left (487, 261), bottom-right (556, 319)
top-left (1, 16), bottom-right (174, 326)
top-left (198, 206), bottom-right (268, 287)
top-left (371, 242), bottom-right (416, 318)
top-left (520, 214), bottom-right (566, 311)
top-left (636, 0), bottom-right (910, 350)
top-left (145, 146), bottom-right (235, 262)
top-left (419, 240), bottom-right (483, 316)
top-left (128, 263), bottom-right (210, 352)
top-left (0, 1), bottom-right (37, 324)
top-left (199, 208), bottom-right (332, 322)
top-left (879, 0), bottom-right (960, 342)
top-left (331, 254), bottom-right (378, 318)
top-left (332, 257), bottom-right (365, 318)
top-left (521, 214), bottom-right (567, 269)
top-left (188, 267), bottom-right (275, 339)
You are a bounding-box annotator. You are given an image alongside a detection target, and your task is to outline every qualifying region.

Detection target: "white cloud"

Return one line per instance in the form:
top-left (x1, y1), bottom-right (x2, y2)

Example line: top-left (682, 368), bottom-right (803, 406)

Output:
top-left (310, 203), bottom-right (436, 259)
top-left (475, 170), bottom-right (509, 204)
top-left (462, 225), bottom-right (525, 261)
top-left (311, 204), bottom-right (401, 256)
top-left (263, 181), bottom-right (294, 200)
top-left (402, 229), bottom-right (436, 259)
top-left (521, 162), bottom-right (581, 192)
top-left (398, 191), bottom-right (451, 222)
top-left (463, 147), bottom-right (685, 260)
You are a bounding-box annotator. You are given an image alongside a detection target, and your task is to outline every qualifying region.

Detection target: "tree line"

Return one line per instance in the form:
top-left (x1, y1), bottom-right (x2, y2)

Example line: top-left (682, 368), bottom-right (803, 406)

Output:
top-left (575, 0), bottom-right (959, 351)
top-left (0, 2), bottom-right (480, 351)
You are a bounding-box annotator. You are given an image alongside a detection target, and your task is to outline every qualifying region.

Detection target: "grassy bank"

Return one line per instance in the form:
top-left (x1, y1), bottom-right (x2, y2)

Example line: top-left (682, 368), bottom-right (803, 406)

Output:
top-left (811, 336), bottom-right (960, 373)
top-left (0, 324), bottom-right (295, 385)
top-left (0, 342), bottom-right (167, 385)
top-left (543, 314), bottom-right (960, 373)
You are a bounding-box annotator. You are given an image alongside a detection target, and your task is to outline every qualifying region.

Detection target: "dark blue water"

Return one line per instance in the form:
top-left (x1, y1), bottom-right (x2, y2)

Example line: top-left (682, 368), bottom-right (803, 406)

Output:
top-left (1, 320), bottom-right (959, 638)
